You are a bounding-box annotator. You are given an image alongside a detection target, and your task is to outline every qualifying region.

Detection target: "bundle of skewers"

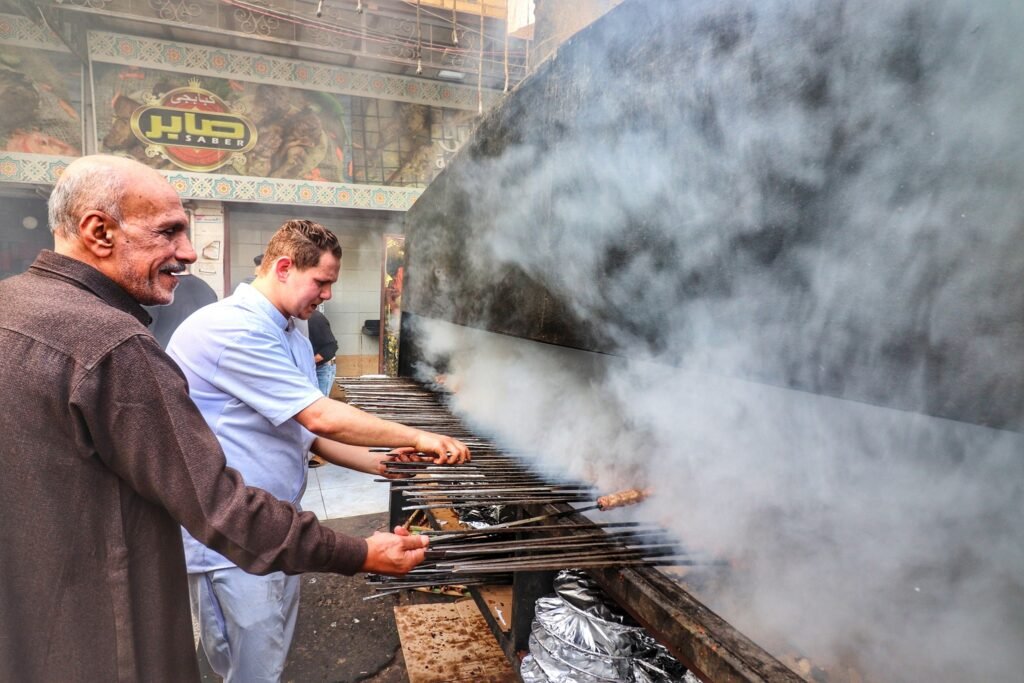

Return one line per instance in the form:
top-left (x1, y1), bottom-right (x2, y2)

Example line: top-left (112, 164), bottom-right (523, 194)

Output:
top-left (382, 455), bottom-right (598, 510)
top-left (339, 378), bottom-right (721, 598)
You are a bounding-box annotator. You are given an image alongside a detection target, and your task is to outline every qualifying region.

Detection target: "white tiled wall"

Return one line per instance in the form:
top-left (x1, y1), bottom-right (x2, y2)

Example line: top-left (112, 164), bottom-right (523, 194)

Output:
top-left (226, 205), bottom-right (399, 355)
top-left (328, 232), bottom-right (384, 359)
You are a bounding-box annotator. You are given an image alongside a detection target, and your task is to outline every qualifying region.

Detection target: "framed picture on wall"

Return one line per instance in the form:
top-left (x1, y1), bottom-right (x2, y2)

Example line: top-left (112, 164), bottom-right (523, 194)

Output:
top-left (379, 234), bottom-right (405, 376)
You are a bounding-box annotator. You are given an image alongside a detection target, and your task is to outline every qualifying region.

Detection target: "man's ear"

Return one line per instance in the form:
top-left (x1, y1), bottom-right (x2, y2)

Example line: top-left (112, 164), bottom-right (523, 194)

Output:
top-left (79, 211), bottom-right (116, 258)
top-left (273, 255), bottom-right (293, 282)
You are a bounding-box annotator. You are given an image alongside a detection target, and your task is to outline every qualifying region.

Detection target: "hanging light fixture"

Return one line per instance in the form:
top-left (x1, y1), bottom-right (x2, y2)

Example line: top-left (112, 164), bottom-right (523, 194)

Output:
top-left (452, 0), bottom-right (459, 45)
top-left (416, 0), bottom-right (423, 74)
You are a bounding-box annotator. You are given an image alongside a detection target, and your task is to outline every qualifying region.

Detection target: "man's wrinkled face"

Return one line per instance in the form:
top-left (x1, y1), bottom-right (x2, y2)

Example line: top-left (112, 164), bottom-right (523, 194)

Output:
top-left (114, 182), bottom-right (194, 305)
top-left (284, 251), bottom-right (339, 320)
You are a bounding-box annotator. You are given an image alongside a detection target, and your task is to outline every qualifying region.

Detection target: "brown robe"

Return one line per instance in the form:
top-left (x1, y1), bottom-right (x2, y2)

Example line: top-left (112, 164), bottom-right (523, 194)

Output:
top-left (0, 251), bottom-right (367, 682)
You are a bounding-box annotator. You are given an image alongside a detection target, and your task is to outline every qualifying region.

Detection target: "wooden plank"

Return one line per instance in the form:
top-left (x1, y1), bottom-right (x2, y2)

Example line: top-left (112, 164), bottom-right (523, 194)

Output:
top-left (394, 601), bottom-right (516, 683)
top-left (590, 566), bottom-right (804, 683)
top-left (475, 585), bottom-right (512, 633)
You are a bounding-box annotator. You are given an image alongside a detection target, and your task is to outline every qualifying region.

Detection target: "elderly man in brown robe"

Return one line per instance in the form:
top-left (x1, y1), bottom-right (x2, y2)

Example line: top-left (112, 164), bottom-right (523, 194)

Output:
top-left (0, 155), bottom-right (451, 681)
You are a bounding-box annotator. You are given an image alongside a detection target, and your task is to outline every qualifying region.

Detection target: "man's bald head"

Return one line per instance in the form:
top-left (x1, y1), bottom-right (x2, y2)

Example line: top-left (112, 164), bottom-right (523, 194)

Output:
top-left (48, 155), bottom-right (169, 242)
top-left (46, 155), bottom-right (194, 305)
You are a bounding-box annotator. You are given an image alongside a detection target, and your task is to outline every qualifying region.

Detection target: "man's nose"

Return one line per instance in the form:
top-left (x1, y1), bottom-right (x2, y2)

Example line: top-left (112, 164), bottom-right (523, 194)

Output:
top-left (176, 234), bottom-right (197, 264)
top-left (321, 285), bottom-right (333, 301)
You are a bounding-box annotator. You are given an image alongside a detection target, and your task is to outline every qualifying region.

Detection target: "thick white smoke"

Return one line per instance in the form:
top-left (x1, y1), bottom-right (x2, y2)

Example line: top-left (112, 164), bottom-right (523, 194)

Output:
top-left (406, 1), bottom-right (1024, 680)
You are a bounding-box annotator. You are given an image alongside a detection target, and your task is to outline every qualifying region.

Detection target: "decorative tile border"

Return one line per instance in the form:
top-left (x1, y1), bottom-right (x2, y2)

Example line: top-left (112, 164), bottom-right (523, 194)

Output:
top-left (0, 152), bottom-right (421, 211)
top-left (0, 153), bottom-right (74, 184)
top-left (0, 13), bottom-right (68, 50)
top-left (164, 170), bottom-right (422, 211)
top-left (88, 31), bottom-right (502, 112)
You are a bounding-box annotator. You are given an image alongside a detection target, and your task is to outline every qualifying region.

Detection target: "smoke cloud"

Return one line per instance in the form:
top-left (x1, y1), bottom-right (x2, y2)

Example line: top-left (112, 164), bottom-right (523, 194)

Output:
top-left (405, 1), bottom-right (1024, 680)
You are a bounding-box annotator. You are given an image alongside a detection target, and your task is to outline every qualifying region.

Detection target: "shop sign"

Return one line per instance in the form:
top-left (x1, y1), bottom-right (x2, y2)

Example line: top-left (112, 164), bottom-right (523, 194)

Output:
top-left (129, 80), bottom-right (257, 172)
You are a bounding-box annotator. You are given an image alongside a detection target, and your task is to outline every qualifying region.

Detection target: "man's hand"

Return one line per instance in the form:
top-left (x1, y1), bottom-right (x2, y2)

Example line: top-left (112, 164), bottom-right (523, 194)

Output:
top-left (413, 431), bottom-right (471, 465)
top-left (376, 447), bottom-right (431, 479)
top-left (361, 527), bottom-right (429, 575)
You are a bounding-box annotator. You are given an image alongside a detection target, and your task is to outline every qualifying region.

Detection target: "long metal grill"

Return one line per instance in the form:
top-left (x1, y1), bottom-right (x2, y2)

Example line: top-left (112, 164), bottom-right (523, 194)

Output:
top-left (338, 376), bottom-right (805, 683)
top-left (338, 377), bottom-right (697, 578)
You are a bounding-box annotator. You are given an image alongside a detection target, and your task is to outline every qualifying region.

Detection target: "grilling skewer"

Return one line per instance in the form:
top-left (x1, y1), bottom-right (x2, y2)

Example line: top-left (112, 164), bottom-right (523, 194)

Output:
top-left (426, 543), bottom-right (683, 561)
top-left (435, 545), bottom-right (684, 566)
top-left (422, 529), bottom-right (675, 553)
top-left (446, 558), bottom-right (704, 573)
top-left (419, 486), bottom-right (653, 538)
top-left (417, 521), bottom-right (654, 540)
top-left (382, 464), bottom-right (549, 472)
top-left (403, 486), bottom-right (594, 496)
top-left (403, 499), bottom-right (596, 510)
top-left (388, 478), bottom-right (559, 485)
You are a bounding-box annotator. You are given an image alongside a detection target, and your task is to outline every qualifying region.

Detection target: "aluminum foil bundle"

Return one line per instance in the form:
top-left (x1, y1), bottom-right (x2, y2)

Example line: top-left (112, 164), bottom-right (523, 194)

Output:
top-left (459, 504), bottom-right (516, 529)
top-left (521, 570), bottom-right (694, 683)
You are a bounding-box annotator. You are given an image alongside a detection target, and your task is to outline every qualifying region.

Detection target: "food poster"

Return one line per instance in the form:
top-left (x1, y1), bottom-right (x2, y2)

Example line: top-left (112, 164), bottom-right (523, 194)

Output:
top-left (350, 98), bottom-right (477, 187)
top-left (92, 63), bottom-right (352, 181)
top-left (0, 46), bottom-right (82, 156)
top-left (380, 234), bottom-right (405, 377)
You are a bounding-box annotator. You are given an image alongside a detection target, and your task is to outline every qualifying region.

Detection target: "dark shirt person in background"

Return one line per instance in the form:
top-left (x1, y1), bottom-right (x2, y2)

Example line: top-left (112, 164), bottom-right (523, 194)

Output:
top-left (307, 307), bottom-right (339, 468)
top-left (309, 307), bottom-right (339, 397)
top-left (242, 252), bottom-right (262, 285)
top-left (0, 154), bottom-right (433, 682)
top-left (144, 271), bottom-right (218, 348)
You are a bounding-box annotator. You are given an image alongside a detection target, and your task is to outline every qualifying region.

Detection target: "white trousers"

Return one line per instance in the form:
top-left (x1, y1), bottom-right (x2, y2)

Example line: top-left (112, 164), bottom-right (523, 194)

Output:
top-left (188, 567), bottom-right (301, 683)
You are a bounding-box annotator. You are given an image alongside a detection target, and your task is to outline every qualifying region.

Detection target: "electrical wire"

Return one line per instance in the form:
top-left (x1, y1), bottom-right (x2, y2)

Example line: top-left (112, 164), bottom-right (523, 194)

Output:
top-left (477, 8), bottom-right (483, 113)
top-left (215, 0), bottom-right (526, 93)
top-left (217, 0), bottom-right (523, 60)
top-left (503, 5), bottom-right (509, 92)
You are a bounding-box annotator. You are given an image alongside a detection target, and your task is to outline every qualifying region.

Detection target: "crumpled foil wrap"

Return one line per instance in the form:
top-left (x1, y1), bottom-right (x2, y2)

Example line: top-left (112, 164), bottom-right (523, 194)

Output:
top-left (459, 504), bottom-right (516, 529)
top-left (520, 570), bottom-right (696, 683)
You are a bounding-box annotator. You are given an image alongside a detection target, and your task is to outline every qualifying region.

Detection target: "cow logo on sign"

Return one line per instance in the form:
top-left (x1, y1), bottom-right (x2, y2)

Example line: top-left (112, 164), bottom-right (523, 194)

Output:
top-left (130, 79), bottom-right (257, 172)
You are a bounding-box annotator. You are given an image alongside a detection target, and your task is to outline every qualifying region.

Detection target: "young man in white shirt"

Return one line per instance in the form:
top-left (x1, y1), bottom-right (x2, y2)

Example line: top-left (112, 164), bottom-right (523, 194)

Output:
top-left (168, 219), bottom-right (470, 682)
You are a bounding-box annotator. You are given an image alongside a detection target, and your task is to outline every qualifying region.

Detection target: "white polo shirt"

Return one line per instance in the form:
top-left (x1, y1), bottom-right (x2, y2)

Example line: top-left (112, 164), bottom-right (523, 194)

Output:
top-left (167, 283), bottom-right (324, 573)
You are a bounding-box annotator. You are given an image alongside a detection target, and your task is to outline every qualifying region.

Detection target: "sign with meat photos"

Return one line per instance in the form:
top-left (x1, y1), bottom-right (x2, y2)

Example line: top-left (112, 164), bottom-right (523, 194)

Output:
top-left (0, 46), bottom-right (81, 157)
top-left (94, 64), bottom-right (352, 181)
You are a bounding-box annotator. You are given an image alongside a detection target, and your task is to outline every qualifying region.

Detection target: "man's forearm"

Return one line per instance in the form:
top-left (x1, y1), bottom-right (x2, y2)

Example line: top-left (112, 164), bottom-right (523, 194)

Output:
top-left (311, 437), bottom-right (381, 474)
top-left (297, 397), bottom-right (422, 447)
top-left (297, 397), bottom-right (472, 464)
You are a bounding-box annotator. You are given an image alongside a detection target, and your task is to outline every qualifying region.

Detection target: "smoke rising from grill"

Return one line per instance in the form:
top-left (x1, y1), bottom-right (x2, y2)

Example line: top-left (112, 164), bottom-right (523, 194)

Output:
top-left (403, 0), bottom-right (1024, 679)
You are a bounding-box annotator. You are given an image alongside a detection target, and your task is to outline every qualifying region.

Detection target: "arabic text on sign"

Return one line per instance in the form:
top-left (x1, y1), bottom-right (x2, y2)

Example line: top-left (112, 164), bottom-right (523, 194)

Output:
top-left (145, 112), bottom-right (246, 141)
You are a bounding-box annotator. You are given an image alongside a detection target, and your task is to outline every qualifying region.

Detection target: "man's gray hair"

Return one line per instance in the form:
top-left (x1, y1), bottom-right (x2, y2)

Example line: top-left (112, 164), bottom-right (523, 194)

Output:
top-left (48, 163), bottom-right (127, 240)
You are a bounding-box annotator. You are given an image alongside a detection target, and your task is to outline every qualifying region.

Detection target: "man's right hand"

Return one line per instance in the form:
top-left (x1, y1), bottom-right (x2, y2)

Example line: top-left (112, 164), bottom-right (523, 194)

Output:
top-left (361, 526), bottom-right (429, 575)
top-left (413, 431), bottom-right (471, 465)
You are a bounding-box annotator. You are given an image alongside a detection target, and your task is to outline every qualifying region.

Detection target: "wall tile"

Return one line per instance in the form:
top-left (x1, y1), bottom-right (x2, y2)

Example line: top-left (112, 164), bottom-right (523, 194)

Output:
top-left (360, 291), bottom-right (381, 311)
top-left (235, 227), bottom-right (264, 245)
top-left (355, 334), bottom-right (379, 357)
top-left (352, 268), bottom-right (383, 292)
top-left (322, 312), bottom-right (363, 336)
top-left (333, 289), bottom-right (365, 313)
top-left (337, 333), bottom-right (362, 355)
